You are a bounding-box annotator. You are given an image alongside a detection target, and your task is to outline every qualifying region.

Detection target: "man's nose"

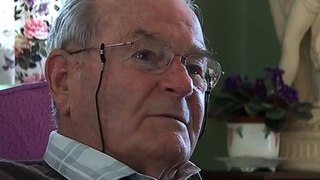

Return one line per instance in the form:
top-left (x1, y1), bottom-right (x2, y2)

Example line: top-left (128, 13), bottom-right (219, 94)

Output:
top-left (160, 57), bottom-right (193, 98)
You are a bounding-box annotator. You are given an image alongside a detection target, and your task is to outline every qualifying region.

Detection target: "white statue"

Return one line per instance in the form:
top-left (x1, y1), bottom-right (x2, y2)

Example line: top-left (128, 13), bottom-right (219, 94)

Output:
top-left (269, 0), bottom-right (320, 130)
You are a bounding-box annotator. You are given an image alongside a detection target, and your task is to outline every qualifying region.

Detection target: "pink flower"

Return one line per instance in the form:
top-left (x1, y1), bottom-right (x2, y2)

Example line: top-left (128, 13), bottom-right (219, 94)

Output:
top-left (23, 18), bottom-right (49, 40)
top-left (22, 73), bottom-right (44, 83)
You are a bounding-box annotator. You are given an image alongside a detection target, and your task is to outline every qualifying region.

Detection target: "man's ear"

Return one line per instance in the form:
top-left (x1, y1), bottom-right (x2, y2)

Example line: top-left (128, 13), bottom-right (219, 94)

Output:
top-left (45, 49), bottom-right (70, 116)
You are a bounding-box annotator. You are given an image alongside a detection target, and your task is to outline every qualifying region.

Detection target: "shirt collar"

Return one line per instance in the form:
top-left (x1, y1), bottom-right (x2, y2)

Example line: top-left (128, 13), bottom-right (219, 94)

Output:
top-left (44, 131), bottom-right (200, 180)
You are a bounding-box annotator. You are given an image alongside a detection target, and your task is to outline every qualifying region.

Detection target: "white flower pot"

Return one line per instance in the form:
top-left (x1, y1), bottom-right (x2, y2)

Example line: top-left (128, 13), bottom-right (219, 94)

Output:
top-left (227, 122), bottom-right (280, 158)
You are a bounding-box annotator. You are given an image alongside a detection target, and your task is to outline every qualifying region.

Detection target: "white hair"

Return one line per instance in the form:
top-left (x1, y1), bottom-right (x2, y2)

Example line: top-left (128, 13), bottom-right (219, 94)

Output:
top-left (47, 0), bottom-right (201, 51)
top-left (46, 0), bottom-right (97, 52)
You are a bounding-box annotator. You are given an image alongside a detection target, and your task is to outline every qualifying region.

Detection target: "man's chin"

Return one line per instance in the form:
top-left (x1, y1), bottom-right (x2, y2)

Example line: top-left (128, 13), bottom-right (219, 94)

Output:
top-left (157, 131), bottom-right (192, 161)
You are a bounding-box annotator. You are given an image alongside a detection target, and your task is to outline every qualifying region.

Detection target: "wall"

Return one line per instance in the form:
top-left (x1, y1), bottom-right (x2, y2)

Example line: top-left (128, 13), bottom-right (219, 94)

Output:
top-left (191, 0), bottom-right (281, 171)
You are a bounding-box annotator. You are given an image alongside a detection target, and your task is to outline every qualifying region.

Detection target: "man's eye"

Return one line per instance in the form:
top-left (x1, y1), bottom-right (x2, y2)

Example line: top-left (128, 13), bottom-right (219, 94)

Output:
top-left (187, 64), bottom-right (204, 77)
top-left (132, 50), bottom-right (156, 62)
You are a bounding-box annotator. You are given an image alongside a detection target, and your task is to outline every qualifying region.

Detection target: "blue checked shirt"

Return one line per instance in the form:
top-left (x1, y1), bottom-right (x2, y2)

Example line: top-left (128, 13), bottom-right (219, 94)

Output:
top-left (43, 131), bottom-right (201, 180)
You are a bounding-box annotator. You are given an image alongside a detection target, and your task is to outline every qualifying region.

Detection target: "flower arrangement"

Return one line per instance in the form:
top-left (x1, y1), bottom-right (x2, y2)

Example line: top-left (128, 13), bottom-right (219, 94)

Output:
top-left (14, 17), bottom-right (48, 81)
top-left (11, 0), bottom-right (63, 83)
top-left (210, 67), bottom-right (313, 132)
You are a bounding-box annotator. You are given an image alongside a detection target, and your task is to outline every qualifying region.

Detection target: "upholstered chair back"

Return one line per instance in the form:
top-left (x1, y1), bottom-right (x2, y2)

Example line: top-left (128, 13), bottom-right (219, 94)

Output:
top-left (0, 82), bottom-right (55, 160)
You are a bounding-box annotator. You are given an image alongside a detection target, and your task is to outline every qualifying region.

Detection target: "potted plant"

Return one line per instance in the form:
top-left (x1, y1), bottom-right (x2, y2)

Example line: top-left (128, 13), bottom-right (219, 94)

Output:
top-left (211, 67), bottom-right (313, 158)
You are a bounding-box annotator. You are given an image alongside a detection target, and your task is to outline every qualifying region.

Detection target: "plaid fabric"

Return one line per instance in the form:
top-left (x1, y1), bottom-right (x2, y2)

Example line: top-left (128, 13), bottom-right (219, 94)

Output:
top-left (43, 131), bottom-right (201, 180)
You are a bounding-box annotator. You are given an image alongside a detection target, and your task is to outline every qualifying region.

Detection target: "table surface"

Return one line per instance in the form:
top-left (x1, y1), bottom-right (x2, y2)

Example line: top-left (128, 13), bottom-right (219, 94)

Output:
top-left (200, 171), bottom-right (320, 180)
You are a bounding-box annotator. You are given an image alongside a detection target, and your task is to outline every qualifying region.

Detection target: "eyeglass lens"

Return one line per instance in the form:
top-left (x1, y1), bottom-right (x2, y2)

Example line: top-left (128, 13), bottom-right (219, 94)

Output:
top-left (112, 38), bottom-right (222, 91)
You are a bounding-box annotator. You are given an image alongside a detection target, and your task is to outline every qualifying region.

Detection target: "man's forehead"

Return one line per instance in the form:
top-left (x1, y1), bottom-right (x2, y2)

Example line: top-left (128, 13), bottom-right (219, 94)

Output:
top-left (94, 0), bottom-right (205, 50)
top-left (104, 0), bottom-right (199, 33)
top-left (97, 0), bottom-right (194, 21)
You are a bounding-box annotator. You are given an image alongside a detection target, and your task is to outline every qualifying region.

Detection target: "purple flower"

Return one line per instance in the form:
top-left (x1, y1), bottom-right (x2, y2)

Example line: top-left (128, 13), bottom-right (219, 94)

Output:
top-left (211, 66), bottom-right (312, 132)
top-left (265, 68), bottom-right (285, 93)
top-left (36, 3), bottom-right (49, 15)
top-left (278, 85), bottom-right (299, 104)
top-left (25, 0), bottom-right (35, 8)
top-left (222, 75), bottom-right (242, 92)
top-left (253, 78), bottom-right (267, 99)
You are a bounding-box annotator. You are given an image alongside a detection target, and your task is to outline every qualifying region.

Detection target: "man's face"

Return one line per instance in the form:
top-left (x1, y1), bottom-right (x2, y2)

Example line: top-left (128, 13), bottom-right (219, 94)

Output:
top-left (73, 0), bottom-right (206, 172)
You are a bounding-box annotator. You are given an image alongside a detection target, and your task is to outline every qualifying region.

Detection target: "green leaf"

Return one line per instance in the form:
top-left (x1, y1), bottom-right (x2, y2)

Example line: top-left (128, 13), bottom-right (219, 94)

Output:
top-left (237, 88), bottom-right (251, 98)
top-left (261, 102), bottom-right (275, 109)
top-left (265, 118), bottom-right (284, 132)
top-left (236, 127), bottom-right (243, 138)
top-left (263, 128), bottom-right (271, 139)
top-left (244, 102), bottom-right (264, 116)
top-left (289, 112), bottom-right (313, 121)
top-left (266, 108), bottom-right (286, 120)
top-left (291, 102), bottom-right (313, 109)
top-left (54, 5), bottom-right (60, 11)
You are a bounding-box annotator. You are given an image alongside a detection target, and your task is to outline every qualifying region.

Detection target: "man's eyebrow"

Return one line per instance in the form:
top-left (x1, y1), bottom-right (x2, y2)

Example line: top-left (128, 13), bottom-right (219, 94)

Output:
top-left (126, 28), bottom-right (160, 40)
top-left (186, 44), bottom-right (211, 57)
top-left (125, 28), bottom-right (211, 56)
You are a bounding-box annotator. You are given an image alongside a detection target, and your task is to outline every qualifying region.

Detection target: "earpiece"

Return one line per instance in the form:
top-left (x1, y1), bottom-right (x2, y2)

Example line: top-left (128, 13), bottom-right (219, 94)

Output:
top-left (100, 43), bottom-right (106, 64)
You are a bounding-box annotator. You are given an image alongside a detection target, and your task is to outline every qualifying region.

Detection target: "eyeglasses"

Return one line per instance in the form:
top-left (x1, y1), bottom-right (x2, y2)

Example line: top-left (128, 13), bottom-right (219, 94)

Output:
top-left (67, 38), bottom-right (223, 92)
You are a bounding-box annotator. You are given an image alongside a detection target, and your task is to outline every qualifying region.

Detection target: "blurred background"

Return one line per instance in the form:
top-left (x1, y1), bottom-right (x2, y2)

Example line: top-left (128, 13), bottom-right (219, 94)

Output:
top-left (191, 0), bottom-right (281, 171)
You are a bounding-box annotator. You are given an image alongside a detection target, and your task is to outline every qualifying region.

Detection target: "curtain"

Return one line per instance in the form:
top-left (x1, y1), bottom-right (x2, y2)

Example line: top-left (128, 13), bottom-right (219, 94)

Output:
top-left (0, 0), bottom-right (63, 85)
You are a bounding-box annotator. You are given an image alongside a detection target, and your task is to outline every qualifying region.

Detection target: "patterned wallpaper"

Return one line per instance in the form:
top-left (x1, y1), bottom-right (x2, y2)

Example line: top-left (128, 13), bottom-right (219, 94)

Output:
top-left (0, 0), bottom-right (64, 85)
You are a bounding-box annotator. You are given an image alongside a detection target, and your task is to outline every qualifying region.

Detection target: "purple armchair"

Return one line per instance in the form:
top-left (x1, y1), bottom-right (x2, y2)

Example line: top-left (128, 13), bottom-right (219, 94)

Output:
top-left (0, 82), bottom-right (55, 160)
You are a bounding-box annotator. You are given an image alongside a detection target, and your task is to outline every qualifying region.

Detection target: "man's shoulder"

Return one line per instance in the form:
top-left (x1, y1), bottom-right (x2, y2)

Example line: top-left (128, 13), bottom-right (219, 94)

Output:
top-left (0, 160), bottom-right (66, 180)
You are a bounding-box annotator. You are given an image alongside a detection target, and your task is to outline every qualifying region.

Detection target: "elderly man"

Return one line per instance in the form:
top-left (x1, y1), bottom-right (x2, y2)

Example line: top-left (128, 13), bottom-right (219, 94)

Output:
top-left (0, 0), bottom-right (222, 179)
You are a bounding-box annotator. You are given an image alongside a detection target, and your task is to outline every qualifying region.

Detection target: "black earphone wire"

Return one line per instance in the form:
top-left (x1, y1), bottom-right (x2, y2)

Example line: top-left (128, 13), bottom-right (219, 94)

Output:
top-left (95, 43), bottom-right (107, 152)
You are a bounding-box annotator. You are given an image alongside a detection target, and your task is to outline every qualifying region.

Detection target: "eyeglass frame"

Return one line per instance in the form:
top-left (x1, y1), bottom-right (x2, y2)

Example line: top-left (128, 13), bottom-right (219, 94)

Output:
top-left (65, 38), bottom-right (224, 93)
